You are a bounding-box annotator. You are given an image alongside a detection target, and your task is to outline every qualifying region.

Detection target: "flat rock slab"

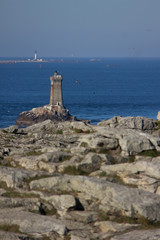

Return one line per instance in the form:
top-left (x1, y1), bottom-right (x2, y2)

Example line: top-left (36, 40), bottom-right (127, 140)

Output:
top-left (94, 220), bottom-right (139, 233)
top-left (0, 208), bottom-right (67, 236)
top-left (110, 229), bottom-right (160, 240)
top-left (98, 116), bottom-right (157, 132)
top-left (0, 166), bottom-right (51, 188)
top-left (95, 127), bottom-right (160, 155)
top-left (0, 231), bottom-right (30, 240)
top-left (101, 158), bottom-right (160, 180)
top-left (0, 196), bottom-right (40, 212)
top-left (30, 175), bottom-right (160, 221)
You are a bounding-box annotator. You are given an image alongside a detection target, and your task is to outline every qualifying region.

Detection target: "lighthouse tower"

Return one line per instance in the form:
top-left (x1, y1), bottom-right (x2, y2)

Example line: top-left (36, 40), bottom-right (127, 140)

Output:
top-left (50, 71), bottom-right (63, 107)
top-left (34, 50), bottom-right (37, 61)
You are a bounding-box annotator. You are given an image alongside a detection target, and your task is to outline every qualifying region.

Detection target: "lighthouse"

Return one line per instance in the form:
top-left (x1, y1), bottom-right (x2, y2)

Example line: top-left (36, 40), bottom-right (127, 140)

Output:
top-left (50, 71), bottom-right (63, 107)
top-left (34, 50), bottom-right (37, 61)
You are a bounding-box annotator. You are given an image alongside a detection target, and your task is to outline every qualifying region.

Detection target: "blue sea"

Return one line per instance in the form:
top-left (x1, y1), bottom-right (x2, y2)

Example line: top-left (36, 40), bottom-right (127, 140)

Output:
top-left (0, 58), bottom-right (160, 129)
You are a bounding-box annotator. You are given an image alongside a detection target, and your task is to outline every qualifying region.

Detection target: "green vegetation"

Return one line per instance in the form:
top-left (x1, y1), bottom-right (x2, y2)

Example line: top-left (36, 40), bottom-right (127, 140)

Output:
top-left (80, 142), bottom-right (88, 147)
top-left (56, 130), bottom-right (63, 134)
top-left (62, 155), bottom-right (72, 161)
top-left (99, 171), bottom-right (107, 177)
top-left (0, 181), bottom-right (12, 191)
top-left (24, 174), bottom-right (51, 188)
top-left (98, 148), bottom-right (110, 154)
top-left (138, 150), bottom-right (160, 157)
top-left (63, 165), bottom-right (88, 176)
top-left (128, 155), bottom-right (136, 163)
top-left (105, 173), bottom-right (124, 184)
top-left (98, 210), bottom-right (160, 228)
top-left (2, 191), bottom-right (40, 198)
top-left (0, 158), bottom-right (13, 168)
top-left (25, 151), bottom-right (42, 156)
top-left (2, 130), bottom-right (8, 133)
top-left (98, 210), bottom-right (110, 221)
top-left (157, 121), bottom-right (160, 130)
top-left (0, 224), bottom-right (20, 233)
top-left (73, 128), bottom-right (91, 134)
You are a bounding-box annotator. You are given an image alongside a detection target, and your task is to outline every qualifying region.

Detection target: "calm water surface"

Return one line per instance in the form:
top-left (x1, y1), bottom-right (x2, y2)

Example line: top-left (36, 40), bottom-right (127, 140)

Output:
top-left (0, 58), bottom-right (160, 128)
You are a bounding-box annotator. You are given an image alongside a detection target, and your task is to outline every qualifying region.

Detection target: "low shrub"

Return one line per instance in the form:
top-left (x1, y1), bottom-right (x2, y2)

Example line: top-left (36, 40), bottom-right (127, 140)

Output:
top-left (63, 165), bottom-right (88, 176)
top-left (138, 150), bottom-right (160, 157)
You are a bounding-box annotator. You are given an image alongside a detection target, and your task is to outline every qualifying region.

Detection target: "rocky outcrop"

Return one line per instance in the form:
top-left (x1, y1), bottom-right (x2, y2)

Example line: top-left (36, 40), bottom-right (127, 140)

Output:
top-left (16, 105), bottom-right (75, 127)
top-left (98, 116), bottom-right (158, 133)
top-left (1, 116), bottom-right (160, 239)
top-left (0, 208), bottom-right (67, 236)
top-left (110, 229), bottom-right (160, 240)
top-left (29, 175), bottom-right (160, 221)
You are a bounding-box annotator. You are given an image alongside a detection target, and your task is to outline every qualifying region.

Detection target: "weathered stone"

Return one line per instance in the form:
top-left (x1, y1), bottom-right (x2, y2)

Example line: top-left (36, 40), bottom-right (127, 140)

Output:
top-left (110, 229), bottom-right (160, 240)
top-left (0, 231), bottom-right (30, 240)
top-left (94, 220), bottom-right (139, 233)
top-left (122, 174), bottom-right (157, 193)
top-left (99, 116), bottom-right (158, 132)
top-left (2, 115), bottom-right (160, 240)
top-left (3, 125), bottom-right (19, 133)
top-left (0, 196), bottom-right (40, 212)
top-left (38, 161), bottom-right (57, 173)
top-left (78, 152), bottom-right (103, 173)
top-left (37, 151), bottom-right (72, 163)
top-left (101, 158), bottom-right (160, 180)
top-left (16, 105), bottom-right (73, 127)
top-left (64, 211), bottom-right (98, 223)
top-left (79, 134), bottom-right (119, 150)
top-left (30, 175), bottom-right (160, 221)
top-left (70, 121), bottom-right (93, 132)
top-left (70, 231), bottom-right (90, 240)
top-left (157, 111), bottom-right (160, 121)
top-left (42, 194), bottom-right (76, 213)
top-left (0, 166), bottom-right (50, 188)
top-left (62, 219), bottom-right (93, 240)
top-left (0, 208), bottom-right (67, 236)
top-left (96, 127), bottom-right (160, 156)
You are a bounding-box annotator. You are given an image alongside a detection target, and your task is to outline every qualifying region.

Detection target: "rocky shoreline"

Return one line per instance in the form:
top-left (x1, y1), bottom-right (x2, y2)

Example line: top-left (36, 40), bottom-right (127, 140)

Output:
top-left (1, 116), bottom-right (160, 239)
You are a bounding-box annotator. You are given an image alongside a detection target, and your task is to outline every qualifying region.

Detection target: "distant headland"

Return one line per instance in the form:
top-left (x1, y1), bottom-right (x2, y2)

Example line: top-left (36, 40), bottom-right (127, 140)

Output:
top-left (0, 51), bottom-right (103, 64)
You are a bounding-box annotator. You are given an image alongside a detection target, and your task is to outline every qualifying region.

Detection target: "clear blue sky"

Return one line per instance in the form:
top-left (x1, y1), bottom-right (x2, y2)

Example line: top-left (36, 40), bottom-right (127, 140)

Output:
top-left (0, 0), bottom-right (160, 58)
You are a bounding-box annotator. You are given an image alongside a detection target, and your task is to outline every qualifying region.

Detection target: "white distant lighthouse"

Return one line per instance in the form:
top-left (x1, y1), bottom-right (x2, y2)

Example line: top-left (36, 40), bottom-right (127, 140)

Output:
top-left (34, 50), bottom-right (37, 61)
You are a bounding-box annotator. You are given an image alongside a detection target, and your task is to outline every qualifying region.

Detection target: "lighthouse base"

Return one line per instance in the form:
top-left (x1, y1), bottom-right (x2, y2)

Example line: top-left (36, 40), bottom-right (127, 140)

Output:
top-left (16, 105), bottom-right (76, 127)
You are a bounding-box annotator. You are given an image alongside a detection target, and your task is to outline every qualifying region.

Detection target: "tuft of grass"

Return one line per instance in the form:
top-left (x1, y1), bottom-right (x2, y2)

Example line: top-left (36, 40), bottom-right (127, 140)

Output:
top-left (25, 151), bottom-right (42, 156)
top-left (157, 121), bottom-right (160, 130)
top-left (98, 210), bottom-right (110, 221)
top-left (2, 191), bottom-right (40, 198)
top-left (62, 155), bottom-right (72, 161)
top-left (105, 173), bottom-right (124, 184)
top-left (80, 142), bottom-right (88, 147)
top-left (128, 155), bottom-right (136, 163)
top-left (98, 148), bottom-right (110, 154)
top-left (63, 165), bottom-right (88, 176)
top-left (24, 175), bottom-right (51, 190)
top-left (74, 128), bottom-right (91, 134)
top-left (2, 130), bottom-right (8, 133)
top-left (0, 181), bottom-right (11, 191)
top-left (90, 148), bottom-right (97, 153)
top-left (138, 150), bottom-right (160, 158)
top-left (98, 210), bottom-right (160, 229)
top-left (56, 130), bottom-right (63, 134)
top-left (99, 171), bottom-right (107, 177)
top-left (74, 128), bottom-right (83, 134)
top-left (0, 224), bottom-right (20, 233)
